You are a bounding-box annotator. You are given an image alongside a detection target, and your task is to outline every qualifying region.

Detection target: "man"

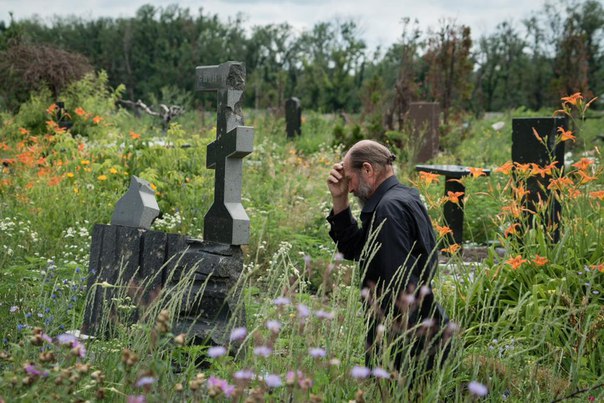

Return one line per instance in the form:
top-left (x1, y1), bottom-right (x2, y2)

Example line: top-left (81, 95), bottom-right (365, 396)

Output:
top-left (326, 140), bottom-right (448, 372)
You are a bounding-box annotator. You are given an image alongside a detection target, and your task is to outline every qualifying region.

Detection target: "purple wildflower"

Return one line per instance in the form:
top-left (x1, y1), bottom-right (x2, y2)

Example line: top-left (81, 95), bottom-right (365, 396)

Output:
top-left (296, 303), bottom-right (310, 318)
top-left (24, 363), bottom-right (48, 377)
top-left (9, 306), bottom-right (18, 313)
top-left (207, 376), bottom-right (235, 397)
top-left (229, 327), bottom-right (247, 341)
top-left (41, 333), bottom-right (52, 343)
top-left (127, 396), bottom-right (146, 403)
top-left (315, 310), bottom-right (335, 320)
top-left (57, 333), bottom-right (77, 345)
top-left (253, 345), bottom-right (272, 357)
top-left (372, 367), bottom-right (390, 379)
top-left (308, 347), bottom-right (326, 358)
top-left (264, 374), bottom-right (282, 388)
top-left (303, 255), bottom-right (311, 265)
top-left (266, 320), bottom-right (281, 333)
top-left (334, 252), bottom-right (344, 262)
top-left (233, 369), bottom-right (255, 381)
top-left (273, 296), bottom-right (291, 306)
top-left (135, 376), bottom-right (157, 388)
top-left (350, 366), bottom-right (371, 379)
top-left (468, 381), bottom-right (488, 397)
top-left (207, 346), bottom-right (227, 358)
top-left (360, 288), bottom-right (370, 299)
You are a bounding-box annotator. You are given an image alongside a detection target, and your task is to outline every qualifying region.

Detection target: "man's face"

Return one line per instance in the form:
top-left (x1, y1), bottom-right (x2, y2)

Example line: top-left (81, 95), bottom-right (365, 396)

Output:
top-left (343, 157), bottom-right (373, 206)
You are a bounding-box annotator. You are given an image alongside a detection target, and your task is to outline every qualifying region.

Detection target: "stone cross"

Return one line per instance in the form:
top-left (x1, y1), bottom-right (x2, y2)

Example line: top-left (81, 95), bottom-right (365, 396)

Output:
top-left (111, 176), bottom-right (160, 229)
top-left (196, 61), bottom-right (254, 245)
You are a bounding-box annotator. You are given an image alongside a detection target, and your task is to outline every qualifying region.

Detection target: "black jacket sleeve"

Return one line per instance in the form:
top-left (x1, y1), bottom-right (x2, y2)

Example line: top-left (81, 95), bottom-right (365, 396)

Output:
top-left (327, 207), bottom-right (365, 261)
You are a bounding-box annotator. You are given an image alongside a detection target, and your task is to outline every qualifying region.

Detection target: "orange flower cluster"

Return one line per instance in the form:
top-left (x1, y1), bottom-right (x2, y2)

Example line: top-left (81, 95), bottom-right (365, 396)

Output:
top-left (419, 171), bottom-right (440, 185)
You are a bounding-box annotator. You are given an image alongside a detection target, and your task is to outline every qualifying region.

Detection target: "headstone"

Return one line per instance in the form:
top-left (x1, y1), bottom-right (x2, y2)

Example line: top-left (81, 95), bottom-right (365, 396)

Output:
top-left (56, 101), bottom-right (73, 130)
top-left (285, 97), bottom-right (302, 138)
top-left (415, 164), bottom-right (491, 248)
top-left (111, 176), bottom-right (160, 229)
top-left (196, 61), bottom-right (254, 245)
top-left (512, 117), bottom-right (567, 242)
top-left (82, 61), bottom-right (253, 346)
top-left (408, 102), bottom-right (440, 163)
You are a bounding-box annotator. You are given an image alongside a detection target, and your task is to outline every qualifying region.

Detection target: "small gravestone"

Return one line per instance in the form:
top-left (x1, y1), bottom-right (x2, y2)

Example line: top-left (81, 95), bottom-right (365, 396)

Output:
top-left (285, 97), bottom-right (301, 138)
top-left (512, 117), bottom-right (567, 242)
top-left (82, 61), bottom-right (252, 346)
top-left (409, 102), bottom-right (440, 163)
top-left (56, 101), bottom-right (73, 130)
top-left (111, 176), bottom-right (160, 229)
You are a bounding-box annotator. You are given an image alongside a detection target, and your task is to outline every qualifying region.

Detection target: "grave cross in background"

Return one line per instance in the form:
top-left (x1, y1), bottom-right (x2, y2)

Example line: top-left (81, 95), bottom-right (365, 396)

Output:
top-left (196, 61), bottom-right (254, 245)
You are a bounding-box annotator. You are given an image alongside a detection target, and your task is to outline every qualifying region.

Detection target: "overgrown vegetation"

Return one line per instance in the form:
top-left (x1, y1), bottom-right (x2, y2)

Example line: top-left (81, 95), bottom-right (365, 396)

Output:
top-left (0, 72), bottom-right (602, 401)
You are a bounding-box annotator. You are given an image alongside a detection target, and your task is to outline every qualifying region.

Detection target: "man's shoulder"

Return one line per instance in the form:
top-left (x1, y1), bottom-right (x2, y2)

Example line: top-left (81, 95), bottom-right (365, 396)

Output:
top-left (381, 184), bottom-right (421, 204)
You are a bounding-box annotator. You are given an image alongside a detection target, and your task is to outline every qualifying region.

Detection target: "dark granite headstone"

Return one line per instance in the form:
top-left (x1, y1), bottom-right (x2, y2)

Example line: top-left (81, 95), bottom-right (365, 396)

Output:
top-left (512, 117), bottom-right (567, 242)
top-left (409, 102), bottom-right (440, 163)
top-left (56, 101), bottom-right (73, 130)
top-left (195, 61), bottom-right (254, 245)
top-left (415, 164), bottom-right (491, 247)
top-left (285, 97), bottom-right (301, 138)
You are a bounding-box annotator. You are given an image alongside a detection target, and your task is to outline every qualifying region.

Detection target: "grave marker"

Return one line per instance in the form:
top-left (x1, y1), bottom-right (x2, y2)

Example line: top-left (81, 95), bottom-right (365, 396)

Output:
top-left (409, 102), bottom-right (440, 163)
top-left (285, 97), bottom-right (302, 138)
top-left (196, 61), bottom-right (254, 245)
top-left (82, 61), bottom-right (253, 346)
top-left (512, 117), bottom-right (567, 242)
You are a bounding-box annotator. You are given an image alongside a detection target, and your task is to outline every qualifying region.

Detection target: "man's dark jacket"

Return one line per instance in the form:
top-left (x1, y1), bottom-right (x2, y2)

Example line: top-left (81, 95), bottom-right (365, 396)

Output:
top-left (327, 176), bottom-right (438, 292)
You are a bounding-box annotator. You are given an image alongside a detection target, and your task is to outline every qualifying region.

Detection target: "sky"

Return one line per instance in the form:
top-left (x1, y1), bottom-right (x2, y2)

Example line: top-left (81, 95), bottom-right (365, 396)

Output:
top-left (2, 0), bottom-right (550, 51)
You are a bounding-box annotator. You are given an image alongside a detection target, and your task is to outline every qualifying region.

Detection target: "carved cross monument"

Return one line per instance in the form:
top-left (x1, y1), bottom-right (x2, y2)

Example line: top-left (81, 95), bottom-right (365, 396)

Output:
top-left (196, 62), bottom-right (254, 245)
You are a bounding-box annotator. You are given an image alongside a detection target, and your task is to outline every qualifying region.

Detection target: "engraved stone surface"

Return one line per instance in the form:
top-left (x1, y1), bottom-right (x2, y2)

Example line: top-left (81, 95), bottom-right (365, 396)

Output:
top-left (111, 176), bottom-right (160, 229)
top-left (196, 61), bottom-right (254, 245)
top-left (285, 97), bottom-right (301, 138)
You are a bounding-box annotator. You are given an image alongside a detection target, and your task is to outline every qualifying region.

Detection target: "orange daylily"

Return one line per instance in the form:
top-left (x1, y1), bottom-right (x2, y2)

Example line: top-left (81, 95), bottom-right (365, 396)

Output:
top-left (441, 243), bottom-right (461, 254)
top-left (532, 255), bottom-right (549, 266)
top-left (129, 131), bottom-right (141, 140)
top-left (572, 158), bottom-right (594, 171)
top-left (501, 202), bottom-right (524, 218)
top-left (589, 190), bottom-right (604, 200)
top-left (435, 224), bottom-right (453, 238)
top-left (74, 107), bottom-right (86, 116)
top-left (575, 170), bottom-right (597, 185)
top-left (46, 103), bottom-right (57, 114)
top-left (92, 116), bottom-right (103, 124)
top-left (48, 176), bottom-right (62, 186)
top-left (557, 127), bottom-right (575, 142)
top-left (506, 255), bottom-right (527, 270)
top-left (19, 127), bottom-right (30, 135)
top-left (78, 143), bottom-right (85, 153)
top-left (504, 223), bottom-right (520, 237)
top-left (468, 167), bottom-right (486, 178)
top-left (561, 92), bottom-right (582, 106)
top-left (97, 175), bottom-right (108, 181)
top-left (446, 191), bottom-right (464, 204)
top-left (532, 127), bottom-right (543, 142)
top-left (80, 159), bottom-right (90, 165)
top-left (530, 162), bottom-right (557, 178)
top-left (514, 162), bottom-right (532, 174)
top-left (513, 184), bottom-right (530, 200)
top-left (590, 264), bottom-right (604, 273)
top-left (419, 171), bottom-right (440, 185)
top-left (547, 177), bottom-right (573, 191)
top-left (567, 187), bottom-right (581, 200)
top-left (0, 142), bottom-right (10, 151)
top-left (495, 161), bottom-right (514, 175)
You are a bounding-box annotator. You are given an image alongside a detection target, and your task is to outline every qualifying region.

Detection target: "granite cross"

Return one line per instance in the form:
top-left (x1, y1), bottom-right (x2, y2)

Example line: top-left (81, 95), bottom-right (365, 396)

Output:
top-left (196, 61), bottom-right (254, 245)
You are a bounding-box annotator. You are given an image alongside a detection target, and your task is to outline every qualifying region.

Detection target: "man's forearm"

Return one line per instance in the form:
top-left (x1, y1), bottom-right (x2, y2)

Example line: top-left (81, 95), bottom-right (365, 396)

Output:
top-left (332, 195), bottom-right (349, 215)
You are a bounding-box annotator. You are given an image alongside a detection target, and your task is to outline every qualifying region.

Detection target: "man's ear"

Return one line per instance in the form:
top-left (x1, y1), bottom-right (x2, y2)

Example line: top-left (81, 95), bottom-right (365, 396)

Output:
top-left (362, 162), bottom-right (373, 176)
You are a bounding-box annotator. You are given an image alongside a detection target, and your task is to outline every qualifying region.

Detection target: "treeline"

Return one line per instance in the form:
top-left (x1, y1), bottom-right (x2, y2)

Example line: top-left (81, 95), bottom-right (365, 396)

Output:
top-left (0, 0), bottom-right (602, 123)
